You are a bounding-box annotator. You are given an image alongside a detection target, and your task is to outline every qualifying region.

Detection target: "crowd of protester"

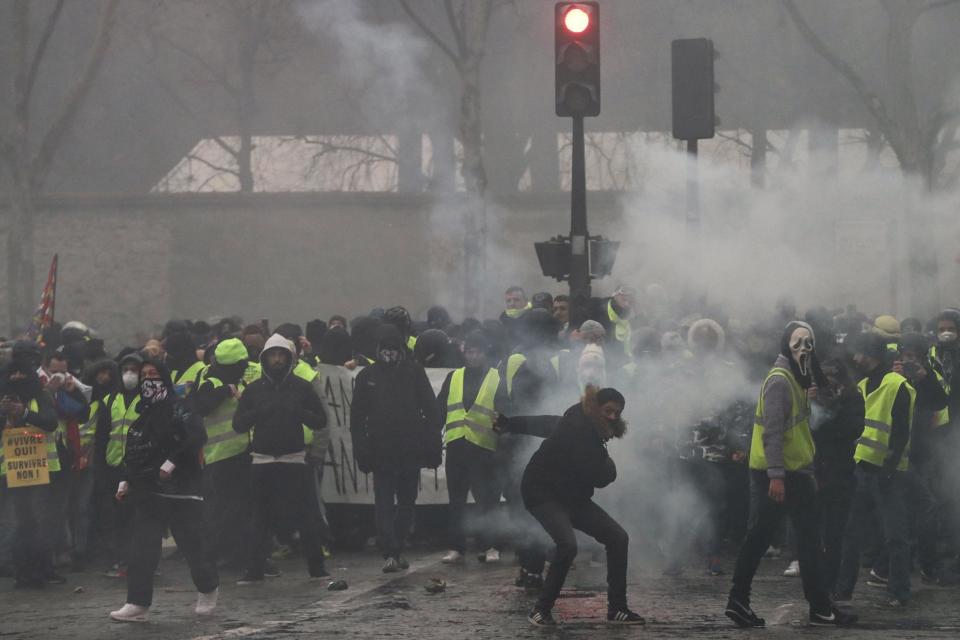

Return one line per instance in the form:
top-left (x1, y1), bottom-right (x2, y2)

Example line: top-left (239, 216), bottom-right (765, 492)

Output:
top-left (3, 284), bottom-right (960, 626)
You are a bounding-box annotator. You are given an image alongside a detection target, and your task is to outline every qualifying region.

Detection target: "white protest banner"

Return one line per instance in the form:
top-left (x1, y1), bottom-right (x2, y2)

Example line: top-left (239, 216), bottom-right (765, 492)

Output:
top-left (316, 364), bottom-right (454, 505)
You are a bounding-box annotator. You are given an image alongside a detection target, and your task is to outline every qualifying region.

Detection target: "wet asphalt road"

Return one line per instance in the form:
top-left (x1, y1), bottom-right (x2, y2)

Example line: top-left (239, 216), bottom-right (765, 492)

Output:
top-left (3, 548), bottom-right (960, 639)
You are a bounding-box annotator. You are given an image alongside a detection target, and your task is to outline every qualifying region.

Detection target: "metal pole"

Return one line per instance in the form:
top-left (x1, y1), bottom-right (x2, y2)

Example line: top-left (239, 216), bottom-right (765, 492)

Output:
top-left (569, 115), bottom-right (591, 323)
top-left (686, 138), bottom-right (699, 232)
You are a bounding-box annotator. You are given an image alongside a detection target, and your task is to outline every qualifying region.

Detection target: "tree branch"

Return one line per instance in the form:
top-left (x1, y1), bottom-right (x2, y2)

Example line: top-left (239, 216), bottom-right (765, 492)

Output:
top-left (152, 30), bottom-right (240, 97)
top-left (923, 0), bottom-right (960, 13)
top-left (396, 0), bottom-right (462, 70)
top-left (29, 0), bottom-right (120, 188)
top-left (443, 0), bottom-right (468, 58)
top-left (779, 0), bottom-right (898, 138)
top-left (186, 152), bottom-right (239, 178)
top-left (23, 0), bottom-right (66, 113)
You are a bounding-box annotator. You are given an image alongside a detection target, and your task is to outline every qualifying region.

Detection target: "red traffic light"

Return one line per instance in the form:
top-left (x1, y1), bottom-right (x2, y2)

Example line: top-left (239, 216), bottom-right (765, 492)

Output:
top-left (563, 6), bottom-right (590, 33)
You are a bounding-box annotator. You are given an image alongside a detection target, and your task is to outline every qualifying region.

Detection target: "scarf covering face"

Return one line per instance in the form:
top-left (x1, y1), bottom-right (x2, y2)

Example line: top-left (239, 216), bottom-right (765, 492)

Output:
top-left (139, 378), bottom-right (169, 409)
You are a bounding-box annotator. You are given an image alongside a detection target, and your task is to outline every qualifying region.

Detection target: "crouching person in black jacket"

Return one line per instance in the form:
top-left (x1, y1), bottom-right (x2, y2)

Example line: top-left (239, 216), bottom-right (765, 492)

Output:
top-left (233, 334), bottom-right (328, 584)
top-left (509, 386), bottom-right (644, 627)
top-left (109, 358), bottom-right (218, 623)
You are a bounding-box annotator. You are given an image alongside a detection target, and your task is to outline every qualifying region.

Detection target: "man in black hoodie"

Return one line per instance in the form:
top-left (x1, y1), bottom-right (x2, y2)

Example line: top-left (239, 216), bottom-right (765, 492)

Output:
top-left (351, 325), bottom-right (442, 573)
top-left (109, 358), bottom-right (218, 622)
top-left (233, 334), bottom-right (328, 583)
top-left (513, 387), bottom-right (643, 626)
top-left (1, 344), bottom-right (59, 588)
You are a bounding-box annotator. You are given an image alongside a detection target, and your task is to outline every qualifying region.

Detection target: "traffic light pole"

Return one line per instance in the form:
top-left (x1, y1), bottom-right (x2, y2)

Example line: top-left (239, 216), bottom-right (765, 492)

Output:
top-left (569, 114), bottom-right (591, 323)
top-left (686, 138), bottom-right (700, 232)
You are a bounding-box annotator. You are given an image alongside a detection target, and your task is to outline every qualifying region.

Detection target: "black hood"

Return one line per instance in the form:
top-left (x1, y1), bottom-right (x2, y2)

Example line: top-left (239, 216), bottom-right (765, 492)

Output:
top-left (351, 316), bottom-right (382, 360)
top-left (319, 326), bottom-right (352, 365)
top-left (0, 361), bottom-right (43, 402)
top-left (138, 356), bottom-right (176, 413)
top-left (82, 358), bottom-right (119, 399)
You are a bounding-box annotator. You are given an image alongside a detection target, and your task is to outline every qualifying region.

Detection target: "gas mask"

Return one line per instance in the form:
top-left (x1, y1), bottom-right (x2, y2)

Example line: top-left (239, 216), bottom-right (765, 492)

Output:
top-left (789, 327), bottom-right (815, 377)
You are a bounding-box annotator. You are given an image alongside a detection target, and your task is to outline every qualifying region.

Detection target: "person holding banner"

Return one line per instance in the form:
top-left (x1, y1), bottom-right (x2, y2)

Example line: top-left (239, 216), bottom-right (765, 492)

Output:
top-left (1, 342), bottom-right (60, 589)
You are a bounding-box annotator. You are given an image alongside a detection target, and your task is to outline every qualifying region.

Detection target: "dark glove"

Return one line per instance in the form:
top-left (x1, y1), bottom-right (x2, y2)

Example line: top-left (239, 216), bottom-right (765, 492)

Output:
top-left (424, 446), bottom-right (442, 470)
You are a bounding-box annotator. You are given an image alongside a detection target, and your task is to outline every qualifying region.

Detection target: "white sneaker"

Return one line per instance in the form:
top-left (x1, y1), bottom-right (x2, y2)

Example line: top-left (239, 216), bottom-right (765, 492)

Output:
top-left (783, 560), bottom-right (800, 577)
top-left (109, 603), bottom-right (149, 622)
top-left (195, 587), bottom-right (219, 616)
top-left (484, 548), bottom-right (501, 563)
top-left (441, 550), bottom-right (464, 564)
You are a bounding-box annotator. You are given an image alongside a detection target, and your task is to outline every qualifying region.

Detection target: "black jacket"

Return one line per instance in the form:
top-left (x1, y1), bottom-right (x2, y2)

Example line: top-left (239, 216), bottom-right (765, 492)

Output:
top-left (232, 368), bottom-right (326, 457)
top-left (0, 365), bottom-right (57, 433)
top-left (813, 389), bottom-right (865, 487)
top-left (350, 359), bottom-right (442, 472)
top-left (122, 399), bottom-right (206, 497)
top-left (520, 402), bottom-right (617, 508)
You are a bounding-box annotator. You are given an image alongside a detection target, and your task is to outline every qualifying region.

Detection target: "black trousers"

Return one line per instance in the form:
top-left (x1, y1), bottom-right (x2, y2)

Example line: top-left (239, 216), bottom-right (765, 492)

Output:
top-left (817, 476), bottom-right (854, 593)
top-left (245, 463), bottom-right (326, 578)
top-left (93, 464), bottom-right (133, 565)
top-left (445, 439), bottom-right (501, 553)
top-left (203, 454), bottom-right (251, 566)
top-left (10, 483), bottom-right (56, 582)
top-left (528, 499), bottom-right (629, 613)
top-left (126, 493), bottom-right (218, 607)
top-left (730, 471), bottom-right (830, 612)
top-left (372, 466), bottom-right (420, 559)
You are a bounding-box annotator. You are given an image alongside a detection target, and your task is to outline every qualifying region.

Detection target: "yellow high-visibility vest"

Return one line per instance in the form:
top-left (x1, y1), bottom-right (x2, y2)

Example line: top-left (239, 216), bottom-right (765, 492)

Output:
top-left (749, 367), bottom-right (815, 472)
top-left (855, 372), bottom-right (916, 472)
top-left (444, 368), bottom-right (500, 451)
top-left (105, 393), bottom-right (140, 468)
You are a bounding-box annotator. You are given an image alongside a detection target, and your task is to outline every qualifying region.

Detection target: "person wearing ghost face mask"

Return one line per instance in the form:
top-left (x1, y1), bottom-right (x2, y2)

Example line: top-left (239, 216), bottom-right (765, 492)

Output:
top-left (109, 358), bottom-right (218, 622)
top-left (725, 322), bottom-right (855, 628)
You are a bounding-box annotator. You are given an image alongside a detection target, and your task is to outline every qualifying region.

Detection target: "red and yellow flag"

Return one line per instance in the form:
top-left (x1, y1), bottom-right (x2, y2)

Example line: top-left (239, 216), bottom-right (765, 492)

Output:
top-left (24, 254), bottom-right (58, 344)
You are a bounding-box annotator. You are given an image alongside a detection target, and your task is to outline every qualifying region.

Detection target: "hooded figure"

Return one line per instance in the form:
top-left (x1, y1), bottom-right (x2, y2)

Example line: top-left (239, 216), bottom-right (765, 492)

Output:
top-left (231, 333), bottom-right (329, 583)
top-left (1, 349), bottom-right (60, 588)
top-left (108, 357), bottom-right (218, 622)
top-left (413, 329), bottom-right (461, 368)
top-left (350, 324), bottom-right (442, 571)
top-left (318, 326), bottom-right (353, 366)
top-left (350, 316), bottom-right (382, 364)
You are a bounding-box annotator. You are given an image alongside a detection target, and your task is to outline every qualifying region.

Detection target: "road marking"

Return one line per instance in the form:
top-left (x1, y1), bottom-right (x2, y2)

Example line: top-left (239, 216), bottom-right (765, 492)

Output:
top-left (189, 554), bottom-right (442, 640)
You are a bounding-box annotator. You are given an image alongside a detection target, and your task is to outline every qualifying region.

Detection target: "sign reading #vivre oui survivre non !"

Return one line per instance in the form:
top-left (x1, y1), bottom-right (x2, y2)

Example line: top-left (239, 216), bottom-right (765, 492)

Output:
top-left (3, 427), bottom-right (51, 488)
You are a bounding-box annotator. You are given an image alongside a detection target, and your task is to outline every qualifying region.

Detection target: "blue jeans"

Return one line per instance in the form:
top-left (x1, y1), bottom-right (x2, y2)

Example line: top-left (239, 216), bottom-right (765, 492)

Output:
top-left (836, 467), bottom-right (910, 602)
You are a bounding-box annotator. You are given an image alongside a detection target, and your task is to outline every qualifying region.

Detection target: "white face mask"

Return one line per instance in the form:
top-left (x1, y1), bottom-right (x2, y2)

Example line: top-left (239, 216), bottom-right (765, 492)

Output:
top-left (789, 327), bottom-right (815, 377)
top-left (939, 331), bottom-right (958, 344)
top-left (122, 371), bottom-right (140, 391)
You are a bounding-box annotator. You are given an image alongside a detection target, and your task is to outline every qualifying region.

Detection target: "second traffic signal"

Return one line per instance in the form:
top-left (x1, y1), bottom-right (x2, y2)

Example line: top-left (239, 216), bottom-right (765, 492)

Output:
top-left (671, 38), bottom-right (717, 140)
top-left (555, 2), bottom-right (600, 118)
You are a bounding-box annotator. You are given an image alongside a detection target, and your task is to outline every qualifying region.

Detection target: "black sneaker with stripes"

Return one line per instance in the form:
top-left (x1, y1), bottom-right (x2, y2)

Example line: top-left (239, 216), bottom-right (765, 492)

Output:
top-left (607, 608), bottom-right (645, 625)
top-left (527, 607), bottom-right (557, 626)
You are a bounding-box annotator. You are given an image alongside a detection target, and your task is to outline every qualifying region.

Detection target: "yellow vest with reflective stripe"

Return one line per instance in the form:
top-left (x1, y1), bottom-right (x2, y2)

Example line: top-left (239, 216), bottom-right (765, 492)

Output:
top-left (934, 370), bottom-right (950, 428)
top-left (444, 368), bottom-right (500, 451)
top-left (105, 394), bottom-right (140, 468)
top-left (293, 360), bottom-right (319, 446)
top-left (608, 300), bottom-right (632, 355)
top-left (1, 399), bottom-right (61, 476)
top-left (78, 398), bottom-right (100, 449)
top-left (855, 372), bottom-right (916, 472)
top-left (506, 354), bottom-right (527, 397)
top-left (407, 336), bottom-right (418, 352)
top-left (173, 361), bottom-right (206, 397)
top-left (749, 367), bottom-right (815, 472)
top-left (201, 377), bottom-right (251, 464)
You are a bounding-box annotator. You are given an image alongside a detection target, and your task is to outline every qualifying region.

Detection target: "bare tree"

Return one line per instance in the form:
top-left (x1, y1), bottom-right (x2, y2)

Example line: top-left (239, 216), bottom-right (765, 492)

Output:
top-left (780, 0), bottom-right (960, 190)
top-left (145, 0), bottom-right (298, 192)
top-left (397, 0), bottom-right (509, 316)
top-left (0, 0), bottom-right (120, 331)
top-left (780, 0), bottom-right (960, 312)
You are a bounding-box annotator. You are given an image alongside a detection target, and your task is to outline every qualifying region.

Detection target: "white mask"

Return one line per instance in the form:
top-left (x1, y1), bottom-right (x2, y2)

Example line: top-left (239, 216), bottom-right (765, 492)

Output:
top-left (939, 331), bottom-right (958, 344)
top-left (789, 326), bottom-right (815, 377)
top-left (122, 371), bottom-right (140, 391)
